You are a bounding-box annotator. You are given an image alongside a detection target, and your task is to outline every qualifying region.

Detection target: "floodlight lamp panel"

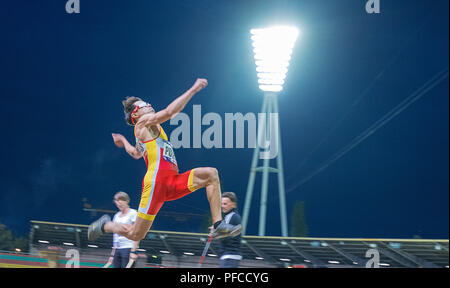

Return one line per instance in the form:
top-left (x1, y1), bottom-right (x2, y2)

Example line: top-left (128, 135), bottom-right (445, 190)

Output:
top-left (259, 85), bottom-right (283, 92)
top-left (251, 25), bottom-right (299, 93)
top-left (256, 66), bottom-right (288, 74)
top-left (257, 72), bottom-right (287, 80)
top-left (258, 78), bottom-right (285, 85)
top-left (255, 60), bottom-right (290, 68)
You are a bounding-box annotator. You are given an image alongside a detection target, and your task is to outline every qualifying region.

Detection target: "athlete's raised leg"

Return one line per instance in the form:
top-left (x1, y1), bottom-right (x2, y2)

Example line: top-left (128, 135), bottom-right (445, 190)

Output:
top-left (104, 217), bottom-right (152, 241)
top-left (191, 167), bottom-right (223, 224)
top-left (88, 215), bottom-right (152, 242)
top-left (191, 167), bottom-right (242, 239)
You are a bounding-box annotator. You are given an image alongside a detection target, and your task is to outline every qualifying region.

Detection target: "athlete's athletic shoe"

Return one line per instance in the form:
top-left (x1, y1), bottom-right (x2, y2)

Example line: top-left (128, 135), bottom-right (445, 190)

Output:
top-left (87, 214), bottom-right (111, 241)
top-left (211, 221), bottom-right (242, 239)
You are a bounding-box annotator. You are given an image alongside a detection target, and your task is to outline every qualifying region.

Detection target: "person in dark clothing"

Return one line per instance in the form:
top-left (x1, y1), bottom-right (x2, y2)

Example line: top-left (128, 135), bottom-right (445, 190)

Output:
top-left (218, 192), bottom-right (242, 268)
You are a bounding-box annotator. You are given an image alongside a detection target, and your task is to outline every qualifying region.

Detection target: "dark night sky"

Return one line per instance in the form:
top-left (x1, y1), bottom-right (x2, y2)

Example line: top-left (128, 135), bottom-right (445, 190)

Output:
top-left (0, 0), bottom-right (448, 239)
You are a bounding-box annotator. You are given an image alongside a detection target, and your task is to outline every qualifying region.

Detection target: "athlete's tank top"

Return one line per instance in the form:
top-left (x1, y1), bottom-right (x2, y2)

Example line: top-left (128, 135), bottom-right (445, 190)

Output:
top-left (135, 125), bottom-right (178, 173)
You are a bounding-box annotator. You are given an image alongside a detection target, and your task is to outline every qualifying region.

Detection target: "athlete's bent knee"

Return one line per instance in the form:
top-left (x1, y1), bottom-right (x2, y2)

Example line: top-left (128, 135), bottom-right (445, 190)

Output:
top-left (206, 167), bottom-right (219, 182)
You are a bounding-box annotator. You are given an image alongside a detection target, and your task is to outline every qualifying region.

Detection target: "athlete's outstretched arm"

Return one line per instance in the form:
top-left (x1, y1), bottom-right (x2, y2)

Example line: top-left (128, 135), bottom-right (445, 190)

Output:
top-left (112, 133), bottom-right (142, 159)
top-left (136, 78), bottom-right (208, 128)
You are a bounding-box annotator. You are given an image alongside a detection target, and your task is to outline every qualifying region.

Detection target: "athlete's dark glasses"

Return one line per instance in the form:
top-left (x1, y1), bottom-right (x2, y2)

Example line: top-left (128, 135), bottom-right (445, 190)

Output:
top-left (131, 103), bottom-right (151, 125)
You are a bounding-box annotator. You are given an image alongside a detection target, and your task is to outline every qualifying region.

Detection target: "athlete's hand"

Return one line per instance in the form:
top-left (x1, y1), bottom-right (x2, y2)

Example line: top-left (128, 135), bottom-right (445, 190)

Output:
top-left (191, 78), bottom-right (208, 93)
top-left (112, 133), bottom-right (125, 148)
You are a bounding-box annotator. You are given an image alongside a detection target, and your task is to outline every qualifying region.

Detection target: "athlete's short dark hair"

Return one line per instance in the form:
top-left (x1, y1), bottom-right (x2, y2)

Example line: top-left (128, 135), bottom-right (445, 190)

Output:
top-left (222, 192), bottom-right (238, 205)
top-left (122, 96), bottom-right (142, 126)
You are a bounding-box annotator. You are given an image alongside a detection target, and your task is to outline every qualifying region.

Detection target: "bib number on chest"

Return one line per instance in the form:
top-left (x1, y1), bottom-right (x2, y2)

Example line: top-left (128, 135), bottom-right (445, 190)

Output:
top-left (162, 141), bottom-right (177, 165)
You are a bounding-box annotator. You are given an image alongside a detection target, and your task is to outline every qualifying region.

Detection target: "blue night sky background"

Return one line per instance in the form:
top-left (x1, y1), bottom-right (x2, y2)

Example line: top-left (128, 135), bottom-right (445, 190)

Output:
top-left (0, 0), bottom-right (448, 239)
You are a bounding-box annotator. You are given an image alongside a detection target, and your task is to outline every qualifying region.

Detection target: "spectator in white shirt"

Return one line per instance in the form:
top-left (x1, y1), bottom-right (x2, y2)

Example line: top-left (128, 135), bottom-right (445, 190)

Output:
top-left (104, 191), bottom-right (139, 268)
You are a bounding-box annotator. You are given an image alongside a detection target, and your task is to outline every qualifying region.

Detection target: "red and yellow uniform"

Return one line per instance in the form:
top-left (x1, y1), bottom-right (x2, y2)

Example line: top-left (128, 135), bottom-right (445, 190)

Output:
top-left (135, 125), bottom-right (198, 221)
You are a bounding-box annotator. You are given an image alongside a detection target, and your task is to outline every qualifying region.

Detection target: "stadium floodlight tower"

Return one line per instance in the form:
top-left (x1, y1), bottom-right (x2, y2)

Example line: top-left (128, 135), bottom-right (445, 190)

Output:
top-left (242, 26), bottom-right (299, 237)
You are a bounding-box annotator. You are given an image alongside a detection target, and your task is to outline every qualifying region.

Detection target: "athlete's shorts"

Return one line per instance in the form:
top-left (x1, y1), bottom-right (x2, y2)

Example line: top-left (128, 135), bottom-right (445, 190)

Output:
top-left (137, 169), bottom-right (198, 221)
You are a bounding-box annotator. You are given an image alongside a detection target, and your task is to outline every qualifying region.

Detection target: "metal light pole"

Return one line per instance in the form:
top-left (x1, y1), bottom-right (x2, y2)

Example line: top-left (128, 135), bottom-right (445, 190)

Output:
top-left (241, 26), bottom-right (299, 237)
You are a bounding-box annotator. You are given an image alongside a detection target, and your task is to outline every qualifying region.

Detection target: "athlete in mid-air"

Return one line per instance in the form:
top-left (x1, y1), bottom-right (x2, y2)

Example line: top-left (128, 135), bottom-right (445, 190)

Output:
top-left (88, 78), bottom-right (241, 242)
